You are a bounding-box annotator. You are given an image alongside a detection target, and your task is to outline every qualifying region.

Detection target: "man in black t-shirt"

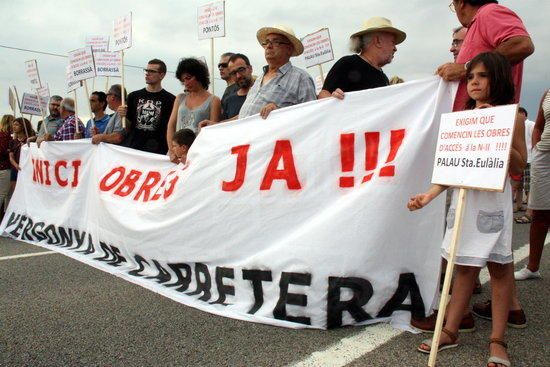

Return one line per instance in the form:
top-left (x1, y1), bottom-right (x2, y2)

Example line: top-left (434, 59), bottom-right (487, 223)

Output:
top-left (318, 17), bottom-right (406, 100)
top-left (119, 59), bottom-right (175, 154)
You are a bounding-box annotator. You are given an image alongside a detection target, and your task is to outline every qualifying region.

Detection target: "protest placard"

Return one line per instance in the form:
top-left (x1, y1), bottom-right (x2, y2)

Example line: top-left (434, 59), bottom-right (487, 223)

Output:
top-left (68, 46), bottom-right (96, 82)
top-left (94, 52), bottom-right (122, 77)
top-left (25, 59), bottom-right (42, 88)
top-left (301, 28), bottom-right (334, 68)
top-left (110, 13), bottom-right (132, 51)
top-left (36, 85), bottom-right (50, 115)
top-left (66, 65), bottom-right (82, 93)
top-left (8, 87), bottom-right (16, 113)
top-left (197, 1), bottom-right (225, 40)
top-left (20, 93), bottom-right (48, 116)
top-left (431, 104), bottom-right (518, 191)
top-left (85, 35), bottom-right (109, 52)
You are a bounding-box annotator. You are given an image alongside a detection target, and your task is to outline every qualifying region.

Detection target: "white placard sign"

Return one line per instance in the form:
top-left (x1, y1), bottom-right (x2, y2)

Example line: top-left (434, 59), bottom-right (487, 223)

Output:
top-left (25, 59), bottom-right (42, 88)
top-left (68, 47), bottom-right (96, 82)
top-left (20, 93), bottom-right (48, 116)
top-left (110, 13), bottom-right (132, 51)
top-left (302, 28), bottom-right (334, 68)
top-left (36, 85), bottom-right (50, 113)
top-left (86, 35), bottom-right (110, 52)
top-left (197, 1), bottom-right (225, 40)
top-left (431, 104), bottom-right (518, 191)
top-left (94, 52), bottom-right (122, 77)
top-left (66, 66), bottom-right (82, 93)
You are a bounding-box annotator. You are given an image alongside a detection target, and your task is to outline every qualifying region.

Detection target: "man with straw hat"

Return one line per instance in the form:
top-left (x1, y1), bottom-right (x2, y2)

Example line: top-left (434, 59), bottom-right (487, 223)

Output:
top-left (238, 25), bottom-right (316, 119)
top-left (318, 17), bottom-right (406, 100)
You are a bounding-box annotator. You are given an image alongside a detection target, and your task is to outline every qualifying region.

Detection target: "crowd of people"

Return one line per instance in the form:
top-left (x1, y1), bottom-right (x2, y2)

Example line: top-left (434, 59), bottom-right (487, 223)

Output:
top-left (0, 1), bottom-right (548, 366)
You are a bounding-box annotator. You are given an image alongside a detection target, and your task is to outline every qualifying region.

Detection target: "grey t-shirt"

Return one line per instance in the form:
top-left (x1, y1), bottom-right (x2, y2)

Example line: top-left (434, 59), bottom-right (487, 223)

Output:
top-left (37, 116), bottom-right (64, 137)
top-left (104, 112), bottom-right (128, 138)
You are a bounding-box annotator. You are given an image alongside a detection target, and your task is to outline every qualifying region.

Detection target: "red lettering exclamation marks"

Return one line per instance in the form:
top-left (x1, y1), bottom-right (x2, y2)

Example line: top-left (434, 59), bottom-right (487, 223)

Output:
top-left (379, 129), bottom-right (406, 177)
top-left (339, 133), bottom-right (355, 188)
top-left (362, 132), bottom-right (380, 182)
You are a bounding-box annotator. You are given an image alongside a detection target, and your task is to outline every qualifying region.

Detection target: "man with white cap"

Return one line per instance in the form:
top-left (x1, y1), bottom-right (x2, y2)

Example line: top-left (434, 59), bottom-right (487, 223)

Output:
top-left (238, 25), bottom-right (316, 119)
top-left (318, 17), bottom-right (406, 99)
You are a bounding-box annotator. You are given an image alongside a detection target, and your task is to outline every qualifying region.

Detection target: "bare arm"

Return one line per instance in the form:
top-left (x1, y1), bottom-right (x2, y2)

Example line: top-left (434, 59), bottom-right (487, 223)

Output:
top-left (495, 36), bottom-right (535, 66)
top-left (9, 152), bottom-right (19, 170)
top-left (91, 132), bottom-right (124, 145)
top-left (532, 90), bottom-right (548, 146)
top-left (166, 94), bottom-right (181, 157)
top-left (209, 96), bottom-right (221, 122)
top-left (407, 184), bottom-right (448, 211)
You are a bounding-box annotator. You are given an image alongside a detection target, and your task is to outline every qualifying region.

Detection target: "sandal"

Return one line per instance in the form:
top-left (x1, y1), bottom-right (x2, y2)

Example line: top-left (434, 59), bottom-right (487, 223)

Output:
top-left (417, 327), bottom-right (458, 354)
top-left (487, 339), bottom-right (511, 367)
top-left (514, 215), bottom-right (531, 224)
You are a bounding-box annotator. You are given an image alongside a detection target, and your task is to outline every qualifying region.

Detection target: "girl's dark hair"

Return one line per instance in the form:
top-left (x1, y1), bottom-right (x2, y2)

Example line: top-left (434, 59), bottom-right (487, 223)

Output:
top-left (175, 58), bottom-right (210, 89)
top-left (13, 117), bottom-right (36, 137)
top-left (172, 128), bottom-right (196, 147)
top-left (465, 51), bottom-right (514, 110)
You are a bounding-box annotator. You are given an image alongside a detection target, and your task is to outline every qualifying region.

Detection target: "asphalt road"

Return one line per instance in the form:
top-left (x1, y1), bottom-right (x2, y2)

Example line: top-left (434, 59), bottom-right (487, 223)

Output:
top-left (1, 220), bottom-right (548, 367)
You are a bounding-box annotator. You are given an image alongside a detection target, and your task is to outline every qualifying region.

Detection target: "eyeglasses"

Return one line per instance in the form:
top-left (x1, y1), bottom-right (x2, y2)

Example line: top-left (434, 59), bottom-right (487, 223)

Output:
top-left (449, 1), bottom-right (456, 12)
top-left (260, 39), bottom-right (290, 48)
top-left (217, 63), bottom-right (229, 69)
top-left (229, 66), bottom-right (248, 77)
top-left (143, 68), bottom-right (161, 74)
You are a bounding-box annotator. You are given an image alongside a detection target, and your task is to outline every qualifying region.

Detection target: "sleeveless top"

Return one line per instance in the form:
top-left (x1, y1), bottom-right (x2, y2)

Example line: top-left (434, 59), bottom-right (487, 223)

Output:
top-left (537, 90), bottom-right (550, 151)
top-left (176, 93), bottom-right (213, 133)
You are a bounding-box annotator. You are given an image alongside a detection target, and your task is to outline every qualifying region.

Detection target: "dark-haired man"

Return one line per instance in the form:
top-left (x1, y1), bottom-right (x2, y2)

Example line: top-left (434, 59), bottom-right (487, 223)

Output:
top-left (119, 59), bottom-right (175, 154)
top-left (450, 26), bottom-right (467, 61)
top-left (29, 95), bottom-right (64, 142)
top-left (219, 52), bottom-right (238, 104)
top-left (92, 84), bottom-right (128, 146)
top-left (437, 0), bottom-right (534, 111)
top-left (85, 91), bottom-right (110, 138)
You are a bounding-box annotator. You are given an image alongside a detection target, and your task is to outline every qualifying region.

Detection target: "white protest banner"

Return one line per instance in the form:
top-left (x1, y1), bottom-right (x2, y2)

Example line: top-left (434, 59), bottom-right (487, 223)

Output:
top-left (197, 1), bottom-right (225, 40)
top-left (110, 13), bottom-right (132, 51)
top-left (85, 35), bottom-right (109, 52)
top-left (302, 28), bottom-right (334, 68)
top-left (25, 59), bottom-right (42, 89)
top-left (1, 77), bottom-right (453, 330)
top-left (94, 52), bottom-right (122, 77)
top-left (66, 65), bottom-right (82, 93)
top-left (8, 87), bottom-right (16, 113)
top-left (36, 85), bottom-right (50, 113)
top-left (431, 104), bottom-right (517, 191)
top-left (68, 46), bottom-right (96, 82)
top-left (20, 93), bottom-right (48, 116)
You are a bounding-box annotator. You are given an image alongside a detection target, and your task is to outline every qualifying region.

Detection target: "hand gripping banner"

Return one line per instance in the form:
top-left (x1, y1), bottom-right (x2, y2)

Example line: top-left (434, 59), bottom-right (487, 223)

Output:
top-left (1, 77), bottom-right (454, 329)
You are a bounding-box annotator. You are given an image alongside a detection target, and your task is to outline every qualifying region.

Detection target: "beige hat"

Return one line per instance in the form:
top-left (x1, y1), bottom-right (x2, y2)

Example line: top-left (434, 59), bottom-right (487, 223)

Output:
top-left (256, 25), bottom-right (304, 56)
top-left (350, 17), bottom-right (406, 44)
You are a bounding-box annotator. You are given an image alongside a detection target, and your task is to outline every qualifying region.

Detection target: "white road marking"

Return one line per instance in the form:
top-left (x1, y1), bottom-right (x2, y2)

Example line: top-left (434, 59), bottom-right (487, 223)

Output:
top-left (0, 251), bottom-right (55, 261)
top-left (288, 235), bottom-right (549, 367)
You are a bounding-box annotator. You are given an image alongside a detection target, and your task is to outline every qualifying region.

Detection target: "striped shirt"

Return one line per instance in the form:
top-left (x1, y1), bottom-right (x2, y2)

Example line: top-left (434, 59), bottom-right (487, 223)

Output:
top-left (537, 90), bottom-right (550, 151)
top-left (239, 61), bottom-right (316, 118)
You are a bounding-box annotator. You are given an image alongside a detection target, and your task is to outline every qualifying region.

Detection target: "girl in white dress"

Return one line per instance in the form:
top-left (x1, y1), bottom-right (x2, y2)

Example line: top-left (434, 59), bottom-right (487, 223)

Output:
top-left (408, 52), bottom-right (526, 367)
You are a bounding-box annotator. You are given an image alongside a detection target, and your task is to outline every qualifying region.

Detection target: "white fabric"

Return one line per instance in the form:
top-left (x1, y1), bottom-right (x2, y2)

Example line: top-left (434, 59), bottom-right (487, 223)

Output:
top-left (0, 77), bottom-right (454, 329)
top-left (525, 119), bottom-right (535, 163)
top-left (528, 148), bottom-right (550, 210)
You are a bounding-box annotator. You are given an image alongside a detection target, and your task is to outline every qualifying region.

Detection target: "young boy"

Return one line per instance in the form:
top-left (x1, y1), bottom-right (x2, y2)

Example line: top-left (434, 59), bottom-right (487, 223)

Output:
top-left (171, 128), bottom-right (196, 164)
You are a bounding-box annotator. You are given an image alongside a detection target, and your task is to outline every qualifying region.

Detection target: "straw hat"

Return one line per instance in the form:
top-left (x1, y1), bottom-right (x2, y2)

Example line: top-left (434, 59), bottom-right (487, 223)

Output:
top-left (350, 17), bottom-right (406, 44)
top-left (256, 25), bottom-right (304, 56)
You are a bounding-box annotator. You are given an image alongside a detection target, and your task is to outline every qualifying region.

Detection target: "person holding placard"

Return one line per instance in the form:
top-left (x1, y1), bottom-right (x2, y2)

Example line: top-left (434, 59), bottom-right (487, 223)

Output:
top-left (39, 98), bottom-right (85, 142)
top-left (408, 52), bottom-right (526, 367)
top-left (514, 89), bottom-right (550, 281)
top-left (318, 17), bottom-right (406, 100)
top-left (91, 85), bottom-right (129, 146)
top-left (84, 92), bottom-right (110, 138)
top-left (166, 58), bottom-right (220, 161)
top-left (238, 25), bottom-right (316, 119)
top-left (29, 96), bottom-right (63, 142)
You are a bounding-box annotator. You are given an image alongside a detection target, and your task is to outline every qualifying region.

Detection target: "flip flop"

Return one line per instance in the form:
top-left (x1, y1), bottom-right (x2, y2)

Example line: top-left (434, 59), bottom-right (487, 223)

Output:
top-left (514, 215), bottom-right (531, 224)
top-left (417, 328), bottom-right (458, 354)
top-left (487, 339), bottom-right (511, 367)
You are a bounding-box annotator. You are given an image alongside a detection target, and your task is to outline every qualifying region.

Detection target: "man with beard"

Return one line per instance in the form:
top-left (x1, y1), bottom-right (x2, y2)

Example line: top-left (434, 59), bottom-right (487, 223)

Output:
top-left (29, 95), bottom-right (63, 142)
top-left (119, 59), bottom-right (175, 154)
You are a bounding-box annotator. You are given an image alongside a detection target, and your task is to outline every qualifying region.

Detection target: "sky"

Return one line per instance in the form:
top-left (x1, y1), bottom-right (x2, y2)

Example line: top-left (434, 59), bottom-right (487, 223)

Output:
top-left (1, 0), bottom-right (549, 126)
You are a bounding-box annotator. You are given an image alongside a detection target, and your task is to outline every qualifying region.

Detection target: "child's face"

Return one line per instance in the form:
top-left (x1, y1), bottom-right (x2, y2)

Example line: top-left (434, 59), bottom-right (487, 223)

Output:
top-left (467, 62), bottom-right (490, 105)
top-left (172, 141), bottom-right (189, 162)
top-left (12, 121), bottom-right (22, 133)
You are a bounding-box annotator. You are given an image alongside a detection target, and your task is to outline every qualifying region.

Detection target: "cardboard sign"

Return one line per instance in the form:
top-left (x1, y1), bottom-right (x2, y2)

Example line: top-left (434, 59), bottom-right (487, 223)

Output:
top-left (68, 46), bottom-right (96, 82)
top-left (8, 87), bottom-right (16, 113)
top-left (85, 35), bottom-right (110, 52)
top-left (110, 13), bottom-right (132, 51)
top-left (20, 93), bottom-right (48, 116)
top-left (197, 1), bottom-right (225, 40)
top-left (431, 104), bottom-right (518, 191)
top-left (66, 66), bottom-right (82, 93)
top-left (302, 28), bottom-right (334, 68)
top-left (35, 85), bottom-right (50, 113)
top-left (25, 59), bottom-right (42, 88)
top-left (94, 52), bottom-right (122, 77)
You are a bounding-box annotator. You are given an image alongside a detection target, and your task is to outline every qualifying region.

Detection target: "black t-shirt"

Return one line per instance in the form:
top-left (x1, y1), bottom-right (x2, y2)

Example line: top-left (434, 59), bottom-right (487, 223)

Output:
top-left (322, 55), bottom-right (389, 93)
top-left (125, 88), bottom-right (175, 155)
top-left (221, 83), bottom-right (239, 105)
top-left (221, 93), bottom-right (247, 120)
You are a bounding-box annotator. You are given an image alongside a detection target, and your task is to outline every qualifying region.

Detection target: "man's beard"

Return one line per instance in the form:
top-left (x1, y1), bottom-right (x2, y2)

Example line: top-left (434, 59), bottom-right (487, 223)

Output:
top-left (237, 77), bottom-right (252, 89)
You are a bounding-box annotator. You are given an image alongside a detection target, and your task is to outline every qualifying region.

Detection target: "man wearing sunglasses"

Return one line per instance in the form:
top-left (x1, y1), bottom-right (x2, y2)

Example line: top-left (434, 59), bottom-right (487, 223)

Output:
top-left (118, 59), bottom-right (175, 154)
top-left (219, 52), bottom-right (239, 105)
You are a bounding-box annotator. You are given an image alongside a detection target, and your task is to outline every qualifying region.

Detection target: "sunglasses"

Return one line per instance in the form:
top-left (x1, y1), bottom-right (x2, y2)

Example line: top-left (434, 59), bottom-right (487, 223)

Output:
top-left (218, 62), bottom-right (229, 69)
top-left (144, 68), bottom-right (161, 74)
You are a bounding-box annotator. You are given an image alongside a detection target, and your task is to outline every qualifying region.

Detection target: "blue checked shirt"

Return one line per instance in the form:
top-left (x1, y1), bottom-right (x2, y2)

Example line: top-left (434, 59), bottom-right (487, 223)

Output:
top-left (239, 61), bottom-right (316, 118)
top-left (54, 115), bottom-right (85, 141)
